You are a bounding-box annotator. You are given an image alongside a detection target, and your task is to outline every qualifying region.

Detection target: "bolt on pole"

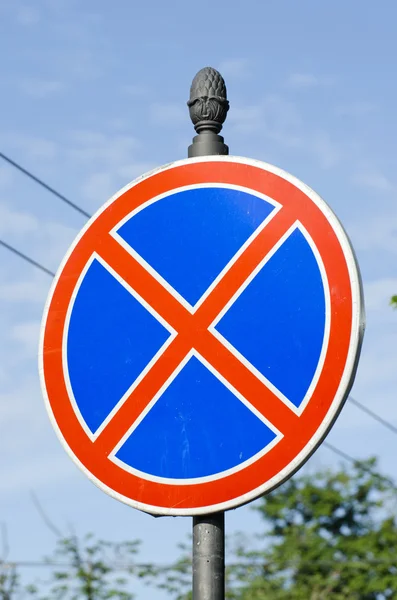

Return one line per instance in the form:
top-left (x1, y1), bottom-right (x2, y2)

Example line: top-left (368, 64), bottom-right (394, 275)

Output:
top-left (187, 67), bottom-right (229, 600)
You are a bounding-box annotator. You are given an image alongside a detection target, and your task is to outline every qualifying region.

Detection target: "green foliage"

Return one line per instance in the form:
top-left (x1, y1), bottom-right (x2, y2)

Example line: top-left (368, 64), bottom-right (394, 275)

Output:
top-left (142, 542), bottom-right (191, 600)
top-left (0, 563), bottom-right (19, 600)
top-left (391, 295), bottom-right (397, 309)
top-left (232, 458), bottom-right (397, 599)
top-left (3, 459), bottom-right (396, 599)
top-left (29, 533), bottom-right (140, 600)
top-left (155, 459), bottom-right (397, 600)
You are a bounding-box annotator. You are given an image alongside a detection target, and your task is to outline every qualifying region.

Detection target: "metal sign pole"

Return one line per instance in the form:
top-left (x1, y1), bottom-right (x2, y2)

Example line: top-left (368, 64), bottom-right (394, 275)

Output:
top-left (193, 513), bottom-right (225, 600)
top-left (187, 67), bottom-right (230, 600)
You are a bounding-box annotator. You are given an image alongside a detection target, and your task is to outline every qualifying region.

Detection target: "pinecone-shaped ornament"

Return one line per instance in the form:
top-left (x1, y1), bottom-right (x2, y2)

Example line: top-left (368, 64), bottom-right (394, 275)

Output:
top-left (187, 67), bottom-right (229, 133)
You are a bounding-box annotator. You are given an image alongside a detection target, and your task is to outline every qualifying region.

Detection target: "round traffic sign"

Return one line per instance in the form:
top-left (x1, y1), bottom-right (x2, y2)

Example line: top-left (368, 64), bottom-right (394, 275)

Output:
top-left (39, 156), bottom-right (364, 515)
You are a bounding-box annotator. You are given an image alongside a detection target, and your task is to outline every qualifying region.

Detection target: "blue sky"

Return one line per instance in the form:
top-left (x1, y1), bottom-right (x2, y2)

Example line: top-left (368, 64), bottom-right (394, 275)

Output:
top-left (0, 0), bottom-right (396, 597)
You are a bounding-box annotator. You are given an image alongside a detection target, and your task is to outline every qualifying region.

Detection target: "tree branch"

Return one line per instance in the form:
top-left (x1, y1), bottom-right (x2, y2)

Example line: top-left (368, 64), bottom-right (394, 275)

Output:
top-left (30, 491), bottom-right (63, 538)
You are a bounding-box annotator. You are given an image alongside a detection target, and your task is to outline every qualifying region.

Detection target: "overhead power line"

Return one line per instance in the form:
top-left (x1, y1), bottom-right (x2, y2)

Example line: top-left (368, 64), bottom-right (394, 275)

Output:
top-left (0, 239), bottom-right (55, 277)
top-left (1, 557), bottom-right (397, 570)
top-left (0, 151), bottom-right (92, 219)
top-left (323, 442), bottom-right (359, 465)
top-left (349, 396), bottom-right (397, 436)
top-left (0, 151), bottom-right (396, 464)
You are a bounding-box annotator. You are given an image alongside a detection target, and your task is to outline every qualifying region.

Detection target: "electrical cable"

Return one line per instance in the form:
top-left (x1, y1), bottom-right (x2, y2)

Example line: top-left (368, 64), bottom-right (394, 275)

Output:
top-left (0, 239), bottom-right (55, 277)
top-left (0, 151), bottom-right (92, 219)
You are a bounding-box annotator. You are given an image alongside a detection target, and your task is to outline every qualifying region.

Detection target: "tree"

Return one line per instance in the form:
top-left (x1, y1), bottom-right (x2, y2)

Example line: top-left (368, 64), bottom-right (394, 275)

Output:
top-left (155, 458), bottom-right (397, 599)
top-left (391, 295), bottom-right (397, 309)
top-left (28, 533), bottom-right (141, 600)
top-left (233, 458), bottom-right (397, 599)
top-left (0, 564), bottom-right (19, 600)
top-left (0, 524), bottom-right (23, 600)
top-left (145, 544), bottom-right (191, 600)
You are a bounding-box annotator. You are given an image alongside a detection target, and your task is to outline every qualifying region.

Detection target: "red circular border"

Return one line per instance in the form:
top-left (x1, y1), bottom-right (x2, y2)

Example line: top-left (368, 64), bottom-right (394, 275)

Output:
top-left (41, 159), bottom-right (358, 513)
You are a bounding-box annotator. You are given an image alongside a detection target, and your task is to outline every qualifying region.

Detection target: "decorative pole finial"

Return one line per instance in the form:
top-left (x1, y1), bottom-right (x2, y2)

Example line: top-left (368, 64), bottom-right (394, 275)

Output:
top-left (187, 67), bottom-right (229, 158)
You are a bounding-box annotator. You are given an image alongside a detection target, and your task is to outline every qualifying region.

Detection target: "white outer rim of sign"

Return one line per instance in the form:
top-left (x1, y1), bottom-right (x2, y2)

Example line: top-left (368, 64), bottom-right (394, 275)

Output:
top-left (38, 155), bottom-right (365, 516)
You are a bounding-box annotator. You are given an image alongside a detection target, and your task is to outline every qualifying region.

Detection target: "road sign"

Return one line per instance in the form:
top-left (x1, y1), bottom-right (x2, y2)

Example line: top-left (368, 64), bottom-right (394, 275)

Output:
top-left (39, 156), bottom-right (364, 516)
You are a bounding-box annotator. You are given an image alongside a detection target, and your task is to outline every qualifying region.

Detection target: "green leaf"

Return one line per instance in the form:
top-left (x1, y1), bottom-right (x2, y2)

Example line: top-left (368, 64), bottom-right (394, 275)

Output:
top-left (152, 458), bottom-right (397, 600)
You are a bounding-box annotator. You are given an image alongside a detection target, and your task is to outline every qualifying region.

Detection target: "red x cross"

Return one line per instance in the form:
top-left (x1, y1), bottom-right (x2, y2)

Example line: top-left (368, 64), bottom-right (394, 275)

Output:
top-left (94, 203), bottom-right (300, 457)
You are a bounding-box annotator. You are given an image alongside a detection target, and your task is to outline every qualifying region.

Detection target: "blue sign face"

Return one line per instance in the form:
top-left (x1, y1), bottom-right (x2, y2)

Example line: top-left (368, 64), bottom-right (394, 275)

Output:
top-left (42, 156), bottom-right (363, 515)
top-left (65, 185), bottom-right (326, 482)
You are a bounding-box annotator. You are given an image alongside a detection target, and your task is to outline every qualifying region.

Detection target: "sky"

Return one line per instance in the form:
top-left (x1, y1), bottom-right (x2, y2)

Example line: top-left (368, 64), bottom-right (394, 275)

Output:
top-left (0, 0), bottom-right (396, 597)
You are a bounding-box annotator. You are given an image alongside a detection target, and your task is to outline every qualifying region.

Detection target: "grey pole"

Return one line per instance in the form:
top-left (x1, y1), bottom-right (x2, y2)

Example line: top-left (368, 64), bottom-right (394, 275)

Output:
top-left (192, 513), bottom-right (225, 600)
top-left (187, 67), bottom-right (229, 600)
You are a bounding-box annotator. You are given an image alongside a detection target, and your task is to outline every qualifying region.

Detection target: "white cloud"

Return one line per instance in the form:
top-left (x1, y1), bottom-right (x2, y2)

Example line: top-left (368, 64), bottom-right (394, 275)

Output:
top-left (286, 73), bottom-right (334, 88)
top-left (335, 102), bottom-right (376, 117)
top-left (228, 104), bottom-right (265, 134)
top-left (0, 217), bottom-right (74, 496)
top-left (150, 103), bottom-right (186, 124)
top-left (10, 320), bottom-right (41, 356)
top-left (0, 277), bottom-right (50, 304)
top-left (118, 162), bottom-right (157, 181)
top-left (107, 118), bottom-right (128, 131)
top-left (288, 73), bottom-right (318, 87)
top-left (352, 170), bottom-right (394, 193)
top-left (18, 78), bottom-right (66, 99)
top-left (0, 373), bottom-right (49, 448)
top-left (16, 5), bottom-right (40, 25)
top-left (229, 94), bottom-right (301, 137)
top-left (218, 59), bottom-right (250, 79)
top-left (1, 133), bottom-right (59, 161)
top-left (348, 209), bottom-right (397, 255)
top-left (81, 172), bottom-right (115, 206)
top-left (81, 161), bottom-right (156, 206)
top-left (0, 200), bottom-right (77, 273)
top-left (0, 166), bottom-right (13, 189)
top-left (35, 222), bottom-right (77, 270)
top-left (364, 278), bottom-right (397, 312)
top-left (0, 203), bottom-right (39, 236)
top-left (357, 330), bottom-right (397, 388)
top-left (330, 309), bottom-right (397, 441)
top-left (0, 452), bottom-right (76, 494)
top-left (0, 376), bottom-right (77, 493)
top-left (68, 130), bottom-right (140, 167)
top-left (229, 95), bottom-right (343, 168)
top-left (65, 129), bottom-right (156, 207)
top-left (310, 132), bottom-right (342, 169)
top-left (123, 84), bottom-right (148, 97)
